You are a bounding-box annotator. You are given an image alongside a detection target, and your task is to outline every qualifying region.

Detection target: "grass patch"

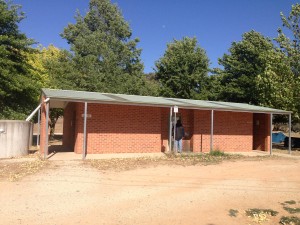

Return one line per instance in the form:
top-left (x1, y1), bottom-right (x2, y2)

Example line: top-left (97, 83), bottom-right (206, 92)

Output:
top-left (228, 209), bottom-right (239, 217)
top-left (280, 216), bottom-right (300, 225)
top-left (284, 200), bottom-right (297, 205)
top-left (283, 207), bottom-right (300, 214)
top-left (245, 208), bottom-right (278, 224)
top-left (245, 208), bottom-right (279, 217)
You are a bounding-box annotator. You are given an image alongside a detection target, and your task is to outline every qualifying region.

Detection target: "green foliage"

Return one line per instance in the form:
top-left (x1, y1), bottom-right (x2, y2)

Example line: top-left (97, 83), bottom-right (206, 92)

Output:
top-left (276, 3), bottom-right (300, 121)
top-left (0, 1), bottom-right (40, 119)
top-left (155, 37), bottom-right (210, 99)
top-left (61, 0), bottom-right (146, 95)
top-left (209, 150), bottom-right (226, 157)
top-left (277, 3), bottom-right (300, 78)
top-left (217, 30), bottom-right (296, 119)
top-left (34, 45), bottom-right (77, 134)
top-left (40, 45), bottom-right (77, 90)
top-left (218, 31), bottom-right (275, 105)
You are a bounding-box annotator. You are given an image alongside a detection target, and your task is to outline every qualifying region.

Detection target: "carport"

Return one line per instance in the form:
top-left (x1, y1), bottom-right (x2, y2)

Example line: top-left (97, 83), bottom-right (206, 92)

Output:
top-left (37, 88), bottom-right (292, 159)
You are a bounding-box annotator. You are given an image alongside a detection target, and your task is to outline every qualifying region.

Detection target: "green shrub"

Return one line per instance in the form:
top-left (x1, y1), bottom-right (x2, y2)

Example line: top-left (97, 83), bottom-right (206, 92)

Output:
top-left (209, 150), bottom-right (226, 157)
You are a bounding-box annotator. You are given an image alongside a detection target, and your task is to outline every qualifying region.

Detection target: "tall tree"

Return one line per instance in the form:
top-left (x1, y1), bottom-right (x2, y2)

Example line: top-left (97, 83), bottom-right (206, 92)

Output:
top-left (276, 3), bottom-right (300, 120)
top-left (276, 3), bottom-right (300, 78)
top-left (217, 31), bottom-right (294, 111)
top-left (61, 0), bottom-right (144, 94)
top-left (0, 0), bottom-right (39, 119)
top-left (155, 37), bottom-right (209, 99)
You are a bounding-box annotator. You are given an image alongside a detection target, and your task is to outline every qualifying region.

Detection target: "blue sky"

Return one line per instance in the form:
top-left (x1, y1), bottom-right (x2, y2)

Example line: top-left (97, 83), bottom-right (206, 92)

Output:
top-left (14, 0), bottom-right (298, 73)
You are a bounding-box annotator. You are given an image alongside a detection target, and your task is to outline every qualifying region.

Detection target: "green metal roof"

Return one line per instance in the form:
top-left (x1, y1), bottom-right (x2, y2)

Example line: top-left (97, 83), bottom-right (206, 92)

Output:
top-left (42, 88), bottom-right (291, 114)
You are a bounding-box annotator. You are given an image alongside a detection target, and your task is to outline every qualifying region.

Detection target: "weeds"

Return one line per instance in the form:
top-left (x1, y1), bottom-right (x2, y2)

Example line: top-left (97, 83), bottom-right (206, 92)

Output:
top-left (229, 209), bottom-right (239, 217)
top-left (245, 208), bottom-right (278, 224)
top-left (209, 150), bottom-right (226, 156)
top-left (284, 200), bottom-right (297, 205)
top-left (283, 207), bottom-right (300, 214)
top-left (245, 208), bottom-right (278, 217)
top-left (280, 216), bottom-right (300, 225)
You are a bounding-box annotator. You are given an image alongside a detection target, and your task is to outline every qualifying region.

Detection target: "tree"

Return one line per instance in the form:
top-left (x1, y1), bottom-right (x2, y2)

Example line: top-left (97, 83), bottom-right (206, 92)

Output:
top-left (155, 37), bottom-right (209, 99)
top-left (255, 49), bottom-right (295, 112)
top-left (0, 0), bottom-right (40, 119)
top-left (61, 0), bottom-right (144, 94)
top-left (28, 45), bottom-right (77, 138)
top-left (276, 3), bottom-right (300, 120)
top-left (41, 45), bottom-right (77, 90)
top-left (217, 30), bottom-right (295, 117)
top-left (276, 3), bottom-right (300, 78)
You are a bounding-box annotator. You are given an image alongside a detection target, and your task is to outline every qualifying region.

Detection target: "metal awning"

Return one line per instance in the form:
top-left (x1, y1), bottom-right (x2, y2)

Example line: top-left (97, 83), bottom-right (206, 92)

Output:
top-left (41, 88), bottom-right (291, 114)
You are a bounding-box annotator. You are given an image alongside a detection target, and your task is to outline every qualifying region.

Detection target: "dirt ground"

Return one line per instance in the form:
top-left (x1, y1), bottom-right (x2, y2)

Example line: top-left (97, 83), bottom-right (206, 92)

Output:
top-left (0, 156), bottom-right (300, 225)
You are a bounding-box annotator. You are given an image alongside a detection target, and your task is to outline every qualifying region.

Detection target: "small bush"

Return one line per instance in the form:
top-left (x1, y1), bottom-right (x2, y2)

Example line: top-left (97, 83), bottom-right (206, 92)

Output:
top-left (209, 150), bottom-right (226, 157)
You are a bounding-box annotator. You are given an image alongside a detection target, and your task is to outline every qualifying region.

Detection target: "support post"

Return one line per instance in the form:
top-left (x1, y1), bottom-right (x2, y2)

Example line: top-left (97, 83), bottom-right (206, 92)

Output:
top-left (210, 110), bottom-right (214, 152)
top-left (270, 113), bottom-right (272, 155)
top-left (44, 102), bottom-right (49, 160)
top-left (288, 113), bottom-right (292, 154)
top-left (168, 107), bottom-right (172, 152)
top-left (173, 110), bottom-right (177, 152)
top-left (37, 107), bottom-right (40, 147)
top-left (82, 102), bottom-right (88, 160)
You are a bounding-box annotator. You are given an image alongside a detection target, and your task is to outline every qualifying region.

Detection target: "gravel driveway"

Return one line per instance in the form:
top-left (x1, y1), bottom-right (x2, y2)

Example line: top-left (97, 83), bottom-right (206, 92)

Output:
top-left (0, 157), bottom-right (300, 225)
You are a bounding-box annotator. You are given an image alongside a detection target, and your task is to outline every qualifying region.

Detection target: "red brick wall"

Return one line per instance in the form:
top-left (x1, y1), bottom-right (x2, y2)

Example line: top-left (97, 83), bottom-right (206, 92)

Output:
top-left (60, 103), bottom-right (269, 154)
top-left (161, 108), bottom-right (169, 152)
top-left (74, 103), bottom-right (162, 154)
top-left (253, 113), bottom-right (270, 151)
top-left (192, 110), bottom-right (253, 152)
top-left (193, 110), bottom-right (211, 152)
top-left (214, 111), bottom-right (253, 152)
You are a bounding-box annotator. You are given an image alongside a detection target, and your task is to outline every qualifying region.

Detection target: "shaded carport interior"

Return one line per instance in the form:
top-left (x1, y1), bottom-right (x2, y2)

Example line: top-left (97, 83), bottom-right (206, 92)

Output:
top-left (38, 88), bottom-right (292, 159)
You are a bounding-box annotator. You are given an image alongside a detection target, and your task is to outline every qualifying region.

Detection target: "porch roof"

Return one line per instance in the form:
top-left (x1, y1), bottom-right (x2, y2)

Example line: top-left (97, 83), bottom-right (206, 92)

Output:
top-left (42, 88), bottom-right (291, 114)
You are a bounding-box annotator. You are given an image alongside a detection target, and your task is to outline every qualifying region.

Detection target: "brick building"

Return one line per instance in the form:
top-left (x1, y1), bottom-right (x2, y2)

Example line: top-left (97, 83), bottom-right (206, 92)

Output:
top-left (39, 89), bottom-right (291, 157)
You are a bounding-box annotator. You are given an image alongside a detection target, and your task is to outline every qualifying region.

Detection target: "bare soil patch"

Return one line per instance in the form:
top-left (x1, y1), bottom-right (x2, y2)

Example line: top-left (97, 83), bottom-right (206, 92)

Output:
top-left (0, 155), bottom-right (299, 225)
top-left (273, 143), bottom-right (300, 156)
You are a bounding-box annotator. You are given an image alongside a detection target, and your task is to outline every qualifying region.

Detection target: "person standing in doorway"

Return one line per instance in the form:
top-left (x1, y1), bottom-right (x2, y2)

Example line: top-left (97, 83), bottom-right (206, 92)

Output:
top-left (175, 120), bottom-right (185, 153)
